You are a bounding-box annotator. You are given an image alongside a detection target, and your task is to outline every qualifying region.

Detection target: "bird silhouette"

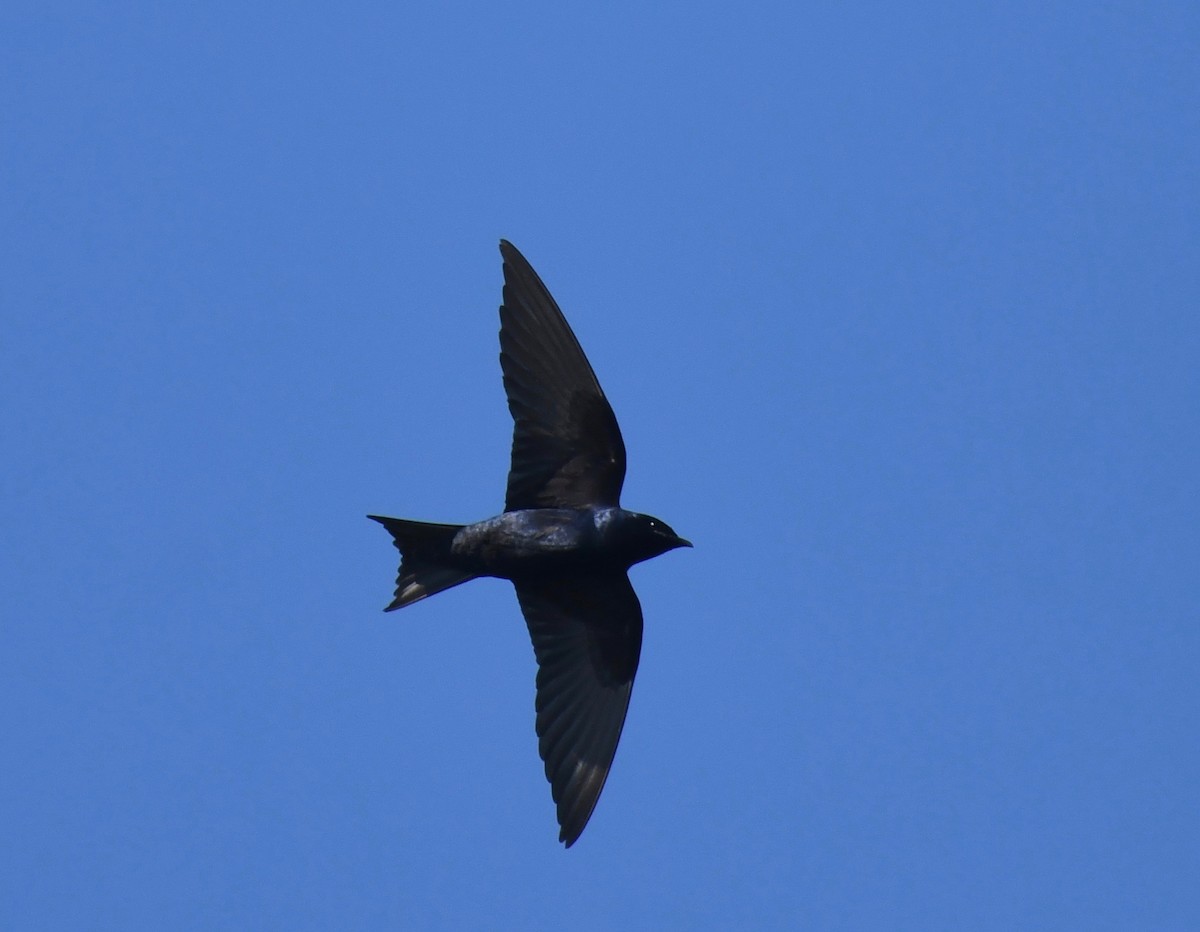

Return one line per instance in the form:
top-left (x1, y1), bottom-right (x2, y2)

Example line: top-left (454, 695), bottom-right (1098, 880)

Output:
top-left (369, 240), bottom-right (690, 846)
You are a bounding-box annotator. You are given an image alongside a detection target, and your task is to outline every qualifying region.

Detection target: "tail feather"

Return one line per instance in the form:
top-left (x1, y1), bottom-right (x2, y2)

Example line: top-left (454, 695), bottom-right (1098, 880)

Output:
top-left (367, 515), bottom-right (478, 611)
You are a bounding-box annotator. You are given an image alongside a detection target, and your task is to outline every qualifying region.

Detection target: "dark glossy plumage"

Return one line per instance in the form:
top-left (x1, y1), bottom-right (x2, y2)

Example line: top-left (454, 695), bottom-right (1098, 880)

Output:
top-left (499, 241), bottom-right (627, 510)
top-left (516, 574), bottom-right (641, 845)
top-left (369, 241), bottom-right (689, 847)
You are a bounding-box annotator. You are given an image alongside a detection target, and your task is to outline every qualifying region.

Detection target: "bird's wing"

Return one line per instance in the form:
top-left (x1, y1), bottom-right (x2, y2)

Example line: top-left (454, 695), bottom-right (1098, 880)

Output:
top-left (513, 572), bottom-right (643, 847)
top-left (499, 240), bottom-right (626, 510)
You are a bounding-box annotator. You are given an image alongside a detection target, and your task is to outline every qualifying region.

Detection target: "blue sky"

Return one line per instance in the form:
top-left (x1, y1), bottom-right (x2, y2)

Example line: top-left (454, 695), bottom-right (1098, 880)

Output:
top-left (3, 1), bottom-right (1198, 928)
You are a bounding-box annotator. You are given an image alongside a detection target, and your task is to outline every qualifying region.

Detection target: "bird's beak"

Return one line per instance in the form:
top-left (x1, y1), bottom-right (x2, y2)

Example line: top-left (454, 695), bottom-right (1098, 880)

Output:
top-left (676, 537), bottom-right (693, 549)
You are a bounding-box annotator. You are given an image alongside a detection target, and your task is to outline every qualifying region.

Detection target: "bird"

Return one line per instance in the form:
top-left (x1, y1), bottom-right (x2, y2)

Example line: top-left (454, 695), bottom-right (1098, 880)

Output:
top-left (368, 240), bottom-right (690, 847)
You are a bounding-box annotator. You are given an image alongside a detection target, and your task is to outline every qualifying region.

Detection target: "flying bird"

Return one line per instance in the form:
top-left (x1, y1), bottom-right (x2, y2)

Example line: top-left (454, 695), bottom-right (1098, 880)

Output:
top-left (369, 241), bottom-right (690, 847)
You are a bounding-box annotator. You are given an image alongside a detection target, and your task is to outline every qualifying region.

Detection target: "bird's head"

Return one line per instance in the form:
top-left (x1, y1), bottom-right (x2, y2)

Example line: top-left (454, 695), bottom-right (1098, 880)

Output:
top-left (617, 511), bottom-right (692, 565)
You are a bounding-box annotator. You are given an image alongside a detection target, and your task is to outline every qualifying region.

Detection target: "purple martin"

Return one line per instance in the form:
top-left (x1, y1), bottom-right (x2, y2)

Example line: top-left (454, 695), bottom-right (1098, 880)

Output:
top-left (368, 240), bottom-right (690, 847)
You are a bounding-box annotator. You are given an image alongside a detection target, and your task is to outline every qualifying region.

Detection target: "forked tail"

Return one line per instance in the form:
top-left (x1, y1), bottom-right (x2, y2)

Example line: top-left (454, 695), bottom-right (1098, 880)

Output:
top-left (367, 515), bottom-right (478, 611)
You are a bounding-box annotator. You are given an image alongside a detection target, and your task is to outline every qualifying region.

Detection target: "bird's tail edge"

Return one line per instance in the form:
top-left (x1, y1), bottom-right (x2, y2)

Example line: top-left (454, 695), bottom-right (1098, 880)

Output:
top-left (367, 515), bottom-right (478, 611)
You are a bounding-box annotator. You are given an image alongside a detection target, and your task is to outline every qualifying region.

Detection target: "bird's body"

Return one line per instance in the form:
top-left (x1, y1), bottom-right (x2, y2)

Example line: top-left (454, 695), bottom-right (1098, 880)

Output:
top-left (452, 506), bottom-right (680, 575)
top-left (369, 241), bottom-right (689, 847)
top-left (457, 508), bottom-right (605, 573)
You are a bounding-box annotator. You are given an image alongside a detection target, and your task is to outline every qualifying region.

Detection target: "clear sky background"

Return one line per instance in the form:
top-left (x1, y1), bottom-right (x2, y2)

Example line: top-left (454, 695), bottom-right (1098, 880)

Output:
top-left (3, 2), bottom-right (1198, 929)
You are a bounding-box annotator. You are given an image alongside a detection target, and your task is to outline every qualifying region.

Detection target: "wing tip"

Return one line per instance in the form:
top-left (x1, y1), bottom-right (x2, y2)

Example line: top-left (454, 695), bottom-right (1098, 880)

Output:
top-left (499, 238), bottom-right (521, 263)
